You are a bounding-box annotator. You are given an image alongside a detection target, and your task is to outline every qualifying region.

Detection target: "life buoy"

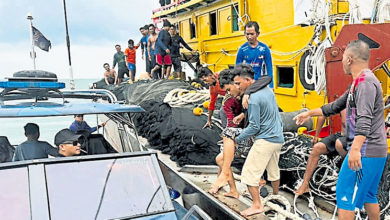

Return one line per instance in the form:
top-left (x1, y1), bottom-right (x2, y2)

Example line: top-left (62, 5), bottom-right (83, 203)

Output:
top-left (298, 51), bottom-right (315, 91)
top-left (13, 70), bottom-right (57, 81)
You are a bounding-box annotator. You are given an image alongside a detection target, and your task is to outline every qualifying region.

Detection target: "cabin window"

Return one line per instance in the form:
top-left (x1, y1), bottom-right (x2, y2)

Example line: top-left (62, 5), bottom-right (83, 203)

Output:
top-left (210, 12), bottom-right (217, 35)
top-left (277, 67), bottom-right (294, 88)
top-left (232, 4), bottom-right (239, 31)
top-left (190, 19), bottom-right (196, 39)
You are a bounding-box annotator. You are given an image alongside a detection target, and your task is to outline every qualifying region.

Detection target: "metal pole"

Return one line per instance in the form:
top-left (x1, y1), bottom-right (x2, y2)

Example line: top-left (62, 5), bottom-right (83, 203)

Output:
top-left (62, 0), bottom-right (75, 90)
top-left (27, 13), bottom-right (36, 70)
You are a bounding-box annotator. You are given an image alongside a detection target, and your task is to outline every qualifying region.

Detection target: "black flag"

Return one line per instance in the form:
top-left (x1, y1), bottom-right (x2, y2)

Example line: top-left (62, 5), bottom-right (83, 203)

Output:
top-left (32, 26), bottom-right (51, 52)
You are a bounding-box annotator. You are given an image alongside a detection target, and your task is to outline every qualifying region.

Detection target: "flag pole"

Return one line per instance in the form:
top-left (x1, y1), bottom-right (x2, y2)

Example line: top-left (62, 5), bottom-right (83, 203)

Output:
top-left (27, 13), bottom-right (36, 70)
top-left (62, 0), bottom-right (75, 90)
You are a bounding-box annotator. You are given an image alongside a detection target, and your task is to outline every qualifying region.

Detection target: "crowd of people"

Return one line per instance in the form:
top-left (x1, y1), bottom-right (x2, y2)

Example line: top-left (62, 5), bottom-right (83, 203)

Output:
top-left (104, 19), bottom-right (194, 85)
top-left (9, 19), bottom-right (388, 219)
top-left (196, 21), bottom-right (386, 219)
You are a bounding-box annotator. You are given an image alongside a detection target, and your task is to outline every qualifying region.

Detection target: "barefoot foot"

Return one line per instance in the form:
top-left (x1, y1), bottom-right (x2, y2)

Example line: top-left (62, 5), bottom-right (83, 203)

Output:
top-left (240, 205), bottom-right (264, 217)
top-left (294, 183), bottom-right (310, 195)
top-left (224, 191), bottom-right (239, 199)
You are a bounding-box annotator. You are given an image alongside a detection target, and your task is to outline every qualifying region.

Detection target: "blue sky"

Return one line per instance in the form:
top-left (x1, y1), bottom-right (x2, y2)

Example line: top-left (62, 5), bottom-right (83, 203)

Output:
top-left (0, 0), bottom-right (160, 79)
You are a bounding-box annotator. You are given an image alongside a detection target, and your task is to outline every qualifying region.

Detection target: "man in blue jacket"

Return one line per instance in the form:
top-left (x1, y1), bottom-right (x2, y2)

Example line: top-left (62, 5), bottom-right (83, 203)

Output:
top-left (69, 114), bottom-right (106, 134)
top-left (236, 21), bottom-right (274, 88)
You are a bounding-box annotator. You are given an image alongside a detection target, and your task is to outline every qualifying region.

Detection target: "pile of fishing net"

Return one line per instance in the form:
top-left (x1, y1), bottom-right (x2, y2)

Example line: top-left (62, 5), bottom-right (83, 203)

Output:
top-left (95, 79), bottom-right (222, 166)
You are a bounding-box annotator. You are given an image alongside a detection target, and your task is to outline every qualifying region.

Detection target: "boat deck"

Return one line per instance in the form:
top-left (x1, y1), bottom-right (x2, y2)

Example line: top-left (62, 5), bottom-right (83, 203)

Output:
top-left (154, 147), bottom-right (337, 220)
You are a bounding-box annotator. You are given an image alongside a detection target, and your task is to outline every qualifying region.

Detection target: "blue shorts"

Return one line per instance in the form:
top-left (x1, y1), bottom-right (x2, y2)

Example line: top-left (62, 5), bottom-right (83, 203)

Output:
top-left (336, 154), bottom-right (386, 211)
top-left (128, 63), bottom-right (136, 77)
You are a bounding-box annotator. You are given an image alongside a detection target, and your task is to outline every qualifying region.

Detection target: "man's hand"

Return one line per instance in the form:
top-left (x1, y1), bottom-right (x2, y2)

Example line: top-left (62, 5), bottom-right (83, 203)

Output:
top-left (348, 148), bottom-right (362, 171)
top-left (242, 94), bottom-right (249, 109)
top-left (166, 49), bottom-right (170, 54)
top-left (148, 55), bottom-right (152, 61)
top-left (101, 122), bottom-right (107, 127)
top-left (312, 137), bottom-right (319, 145)
top-left (293, 111), bottom-right (311, 125)
top-left (203, 120), bottom-right (212, 129)
top-left (233, 113), bottom-right (245, 125)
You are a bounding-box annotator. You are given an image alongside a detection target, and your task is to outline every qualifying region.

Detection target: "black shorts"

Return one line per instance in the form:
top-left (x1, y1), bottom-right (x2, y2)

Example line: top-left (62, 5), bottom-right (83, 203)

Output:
top-left (118, 68), bottom-right (129, 79)
top-left (171, 57), bottom-right (182, 73)
top-left (321, 133), bottom-right (347, 153)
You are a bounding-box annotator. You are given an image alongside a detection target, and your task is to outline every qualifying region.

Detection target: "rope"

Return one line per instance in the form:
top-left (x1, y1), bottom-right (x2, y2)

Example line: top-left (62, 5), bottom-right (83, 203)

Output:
top-left (163, 88), bottom-right (209, 107)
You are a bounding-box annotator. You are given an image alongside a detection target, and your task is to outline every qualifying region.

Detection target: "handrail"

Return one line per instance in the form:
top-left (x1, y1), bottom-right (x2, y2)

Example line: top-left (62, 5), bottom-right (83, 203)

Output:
top-left (182, 205), bottom-right (212, 220)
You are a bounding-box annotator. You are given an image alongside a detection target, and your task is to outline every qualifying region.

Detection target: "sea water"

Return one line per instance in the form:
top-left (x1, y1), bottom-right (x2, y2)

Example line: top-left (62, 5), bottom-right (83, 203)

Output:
top-left (0, 78), bottom-right (100, 146)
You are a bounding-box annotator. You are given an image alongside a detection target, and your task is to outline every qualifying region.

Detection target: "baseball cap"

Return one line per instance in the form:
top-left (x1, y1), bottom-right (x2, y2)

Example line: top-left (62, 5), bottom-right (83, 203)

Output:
top-left (54, 129), bottom-right (84, 147)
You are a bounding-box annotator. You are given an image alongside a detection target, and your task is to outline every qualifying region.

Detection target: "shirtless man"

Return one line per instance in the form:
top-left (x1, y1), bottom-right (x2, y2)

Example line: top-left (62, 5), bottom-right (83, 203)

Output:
top-left (147, 24), bottom-right (161, 79)
top-left (103, 63), bottom-right (118, 85)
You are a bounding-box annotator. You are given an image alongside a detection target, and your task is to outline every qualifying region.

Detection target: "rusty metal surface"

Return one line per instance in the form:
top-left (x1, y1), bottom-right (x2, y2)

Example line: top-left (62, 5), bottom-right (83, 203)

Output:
top-left (325, 23), bottom-right (390, 133)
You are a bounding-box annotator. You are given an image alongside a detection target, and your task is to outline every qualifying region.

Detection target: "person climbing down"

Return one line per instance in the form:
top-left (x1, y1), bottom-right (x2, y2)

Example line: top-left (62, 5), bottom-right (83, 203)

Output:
top-left (208, 68), bottom-right (272, 199)
top-left (294, 111), bottom-right (347, 196)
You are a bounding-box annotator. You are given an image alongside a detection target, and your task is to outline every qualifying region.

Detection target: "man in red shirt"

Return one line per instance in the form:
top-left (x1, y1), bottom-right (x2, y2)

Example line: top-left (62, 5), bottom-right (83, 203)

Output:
top-left (198, 66), bottom-right (226, 129)
top-left (124, 39), bottom-right (139, 82)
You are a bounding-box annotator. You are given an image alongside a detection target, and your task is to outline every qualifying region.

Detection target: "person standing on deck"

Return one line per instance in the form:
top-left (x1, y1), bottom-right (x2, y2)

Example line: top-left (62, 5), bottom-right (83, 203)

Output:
top-left (113, 44), bottom-right (129, 83)
top-left (147, 24), bottom-right (160, 79)
top-left (169, 24), bottom-right (193, 78)
top-left (294, 40), bottom-right (387, 220)
top-left (233, 64), bottom-right (284, 217)
top-left (151, 19), bottom-right (172, 79)
top-left (140, 25), bottom-right (151, 74)
top-left (70, 114), bottom-right (106, 134)
top-left (236, 21), bottom-right (274, 88)
top-left (124, 39), bottom-right (139, 83)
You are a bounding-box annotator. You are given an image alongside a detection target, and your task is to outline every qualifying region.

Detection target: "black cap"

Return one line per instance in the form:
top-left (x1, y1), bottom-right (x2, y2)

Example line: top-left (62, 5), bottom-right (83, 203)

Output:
top-left (54, 129), bottom-right (83, 147)
top-left (163, 19), bottom-right (171, 27)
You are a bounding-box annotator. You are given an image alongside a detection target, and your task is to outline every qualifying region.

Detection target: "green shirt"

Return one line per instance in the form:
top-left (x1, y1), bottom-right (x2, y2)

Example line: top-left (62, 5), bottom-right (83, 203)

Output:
top-left (113, 52), bottom-right (127, 71)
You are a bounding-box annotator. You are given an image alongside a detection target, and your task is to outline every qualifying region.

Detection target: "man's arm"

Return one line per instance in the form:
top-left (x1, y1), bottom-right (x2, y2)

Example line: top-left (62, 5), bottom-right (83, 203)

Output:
top-left (44, 142), bottom-right (60, 157)
top-left (264, 46), bottom-right (273, 79)
top-left (113, 70), bottom-right (118, 85)
top-left (84, 122), bottom-right (97, 133)
top-left (321, 90), bottom-right (348, 117)
top-left (12, 147), bottom-right (21, 162)
top-left (69, 122), bottom-right (77, 133)
top-left (235, 101), bottom-right (261, 143)
top-left (104, 73), bottom-right (109, 85)
top-left (147, 38), bottom-right (152, 61)
top-left (113, 55), bottom-right (117, 69)
top-left (241, 76), bottom-right (272, 109)
top-left (204, 89), bottom-right (217, 128)
top-left (235, 47), bottom-right (244, 65)
top-left (180, 36), bottom-right (193, 51)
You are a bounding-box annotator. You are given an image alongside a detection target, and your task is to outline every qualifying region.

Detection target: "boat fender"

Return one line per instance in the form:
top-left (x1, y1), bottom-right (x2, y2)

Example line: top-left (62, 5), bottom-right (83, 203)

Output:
top-left (302, 213), bottom-right (312, 220)
top-left (193, 107), bottom-right (203, 116)
top-left (13, 70), bottom-right (57, 79)
top-left (203, 100), bottom-right (210, 109)
top-left (279, 109), bottom-right (313, 132)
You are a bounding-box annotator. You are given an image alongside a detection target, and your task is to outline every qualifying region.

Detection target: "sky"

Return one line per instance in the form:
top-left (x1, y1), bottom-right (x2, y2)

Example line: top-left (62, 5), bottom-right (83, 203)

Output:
top-left (0, 0), bottom-right (160, 79)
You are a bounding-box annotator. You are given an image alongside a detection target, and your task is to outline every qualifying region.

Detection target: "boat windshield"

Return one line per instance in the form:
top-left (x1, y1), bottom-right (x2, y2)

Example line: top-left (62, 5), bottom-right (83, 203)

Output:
top-left (0, 167), bottom-right (31, 220)
top-left (0, 153), bottom-right (172, 219)
top-left (45, 155), bottom-right (169, 219)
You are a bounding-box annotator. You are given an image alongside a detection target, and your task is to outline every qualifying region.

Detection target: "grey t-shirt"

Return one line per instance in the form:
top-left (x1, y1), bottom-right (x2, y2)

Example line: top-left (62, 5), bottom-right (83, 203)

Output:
top-left (13, 139), bottom-right (59, 161)
top-left (321, 69), bottom-right (387, 157)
